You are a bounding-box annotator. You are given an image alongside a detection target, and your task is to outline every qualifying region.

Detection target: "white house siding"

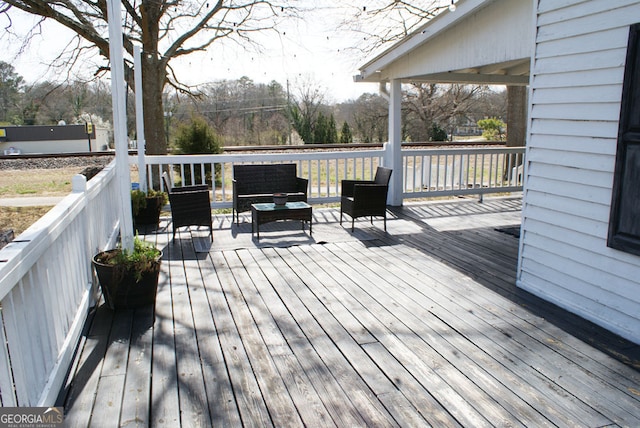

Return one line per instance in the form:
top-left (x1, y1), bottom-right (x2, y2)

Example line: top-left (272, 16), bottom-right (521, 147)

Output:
top-left (519, 0), bottom-right (640, 343)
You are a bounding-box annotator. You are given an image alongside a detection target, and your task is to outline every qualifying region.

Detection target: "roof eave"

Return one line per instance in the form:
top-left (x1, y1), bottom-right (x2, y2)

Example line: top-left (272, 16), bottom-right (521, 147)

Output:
top-left (355, 0), bottom-right (496, 83)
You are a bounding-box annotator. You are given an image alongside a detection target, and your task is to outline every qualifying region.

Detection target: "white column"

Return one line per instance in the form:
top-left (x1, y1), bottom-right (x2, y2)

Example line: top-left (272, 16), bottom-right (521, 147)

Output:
top-left (386, 78), bottom-right (403, 206)
top-left (107, 0), bottom-right (134, 252)
top-left (134, 45), bottom-right (147, 193)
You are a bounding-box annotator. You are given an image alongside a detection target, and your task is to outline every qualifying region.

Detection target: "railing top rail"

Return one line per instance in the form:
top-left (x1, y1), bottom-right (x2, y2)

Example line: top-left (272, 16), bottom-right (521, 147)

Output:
top-left (138, 149), bottom-right (385, 164)
top-left (220, 140), bottom-right (506, 152)
top-left (402, 146), bottom-right (526, 156)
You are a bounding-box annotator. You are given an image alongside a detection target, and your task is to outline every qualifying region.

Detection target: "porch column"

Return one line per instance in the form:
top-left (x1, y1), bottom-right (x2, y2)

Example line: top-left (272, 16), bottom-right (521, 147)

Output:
top-left (107, 0), bottom-right (134, 252)
top-left (385, 78), bottom-right (403, 206)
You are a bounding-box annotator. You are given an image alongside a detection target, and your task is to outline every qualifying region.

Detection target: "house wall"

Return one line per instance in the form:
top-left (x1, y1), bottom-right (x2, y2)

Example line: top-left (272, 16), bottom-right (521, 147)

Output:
top-left (378, 0), bottom-right (532, 82)
top-left (519, 0), bottom-right (640, 343)
top-left (0, 125), bottom-right (109, 154)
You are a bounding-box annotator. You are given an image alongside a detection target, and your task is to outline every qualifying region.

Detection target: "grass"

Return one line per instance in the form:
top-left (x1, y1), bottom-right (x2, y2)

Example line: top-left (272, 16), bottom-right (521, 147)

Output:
top-left (0, 167), bottom-right (83, 237)
top-left (0, 206), bottom-right (53, 236)
top-left (0, 168), bottom-right (83, 197)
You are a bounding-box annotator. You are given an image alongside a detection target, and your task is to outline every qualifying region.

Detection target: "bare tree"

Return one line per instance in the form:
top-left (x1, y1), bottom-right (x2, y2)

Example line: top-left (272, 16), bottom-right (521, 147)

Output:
top-left (287, 76), bottom-right (326, 144)
top-left (0, 0), bottom-right (300, 154)
top-left (403, 83), bottom-right (490, 141)
top-left (337, 1), bottom-right (449, 56)
top-left (351, 92), bottom-right (388, 143)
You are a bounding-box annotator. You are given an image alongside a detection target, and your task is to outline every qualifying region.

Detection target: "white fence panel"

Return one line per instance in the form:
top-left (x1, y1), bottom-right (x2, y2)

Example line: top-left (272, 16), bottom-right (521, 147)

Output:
top-left (137, 150), bottom-right (385, 206)
top-left (0, 161), bottom-right (120, 406)
top-left (403, 147), bottom-right (526, 198)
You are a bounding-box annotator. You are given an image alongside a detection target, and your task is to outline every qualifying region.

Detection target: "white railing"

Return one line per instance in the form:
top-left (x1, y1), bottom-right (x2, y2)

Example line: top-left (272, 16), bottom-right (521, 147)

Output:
top-left (138, 150), bottom-right (385, 207)
top-left (138, 146), bottom-right (525, 205)
top-left (402, 146), bottom-right (525, 199)
top-left (0, 161), bottom-right (120, 406)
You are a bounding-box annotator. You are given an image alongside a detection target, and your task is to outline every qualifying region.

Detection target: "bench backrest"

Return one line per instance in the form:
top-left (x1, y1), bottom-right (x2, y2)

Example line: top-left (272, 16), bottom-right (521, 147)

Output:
top-left (234, 164), bottom-right (300, 194)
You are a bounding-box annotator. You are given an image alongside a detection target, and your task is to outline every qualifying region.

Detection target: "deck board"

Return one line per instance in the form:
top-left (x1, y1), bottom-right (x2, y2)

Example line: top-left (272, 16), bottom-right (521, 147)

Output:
top-left (61, 196), bottom-right (640, 427)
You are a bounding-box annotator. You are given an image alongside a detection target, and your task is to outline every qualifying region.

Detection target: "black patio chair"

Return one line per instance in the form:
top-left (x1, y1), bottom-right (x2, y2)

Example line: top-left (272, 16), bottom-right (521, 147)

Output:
top-left (162, 172), bottom-right (213, 240)
top-left (340, 166), bottom-right (393, 232)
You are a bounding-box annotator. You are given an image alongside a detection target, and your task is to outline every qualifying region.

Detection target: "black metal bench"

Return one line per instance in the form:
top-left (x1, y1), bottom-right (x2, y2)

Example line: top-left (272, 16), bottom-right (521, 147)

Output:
top-left (233, 163), bottom-right (308, 225)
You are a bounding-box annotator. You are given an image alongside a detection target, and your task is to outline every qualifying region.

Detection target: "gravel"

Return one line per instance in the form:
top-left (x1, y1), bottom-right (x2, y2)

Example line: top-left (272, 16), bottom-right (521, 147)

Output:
top-left (0, 154), bottom-right (114, 171)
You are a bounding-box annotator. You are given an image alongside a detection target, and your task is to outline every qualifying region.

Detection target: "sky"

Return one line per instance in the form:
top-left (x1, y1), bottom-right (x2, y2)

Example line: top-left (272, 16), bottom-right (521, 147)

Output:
top-left (1, 4), bottom-right (385, 103)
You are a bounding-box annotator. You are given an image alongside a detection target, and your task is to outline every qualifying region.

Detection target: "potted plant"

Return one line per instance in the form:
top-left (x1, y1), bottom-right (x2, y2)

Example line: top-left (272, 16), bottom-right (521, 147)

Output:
top-left (131, 188), bottom-right (168, 229)
top-left (92, 236), bottom-right (162, 310)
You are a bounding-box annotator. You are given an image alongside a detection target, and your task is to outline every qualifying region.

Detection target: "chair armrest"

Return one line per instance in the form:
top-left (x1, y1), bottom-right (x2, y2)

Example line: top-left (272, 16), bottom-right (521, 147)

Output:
top-left (296, 177), bottom-right (309, 194)
top-left (341, 179), bottom-right (374, 197)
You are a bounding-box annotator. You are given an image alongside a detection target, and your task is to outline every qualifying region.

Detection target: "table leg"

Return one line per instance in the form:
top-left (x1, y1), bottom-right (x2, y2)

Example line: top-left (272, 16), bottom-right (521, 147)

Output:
top-left (251, 209), bottom-right (259, 240)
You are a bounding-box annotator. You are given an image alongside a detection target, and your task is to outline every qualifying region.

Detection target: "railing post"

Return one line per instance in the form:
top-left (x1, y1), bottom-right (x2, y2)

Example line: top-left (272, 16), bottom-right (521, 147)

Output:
top-left (387, 79), bottom-right (403, 206)
top-left (72, 174), bottom-right (87, 193)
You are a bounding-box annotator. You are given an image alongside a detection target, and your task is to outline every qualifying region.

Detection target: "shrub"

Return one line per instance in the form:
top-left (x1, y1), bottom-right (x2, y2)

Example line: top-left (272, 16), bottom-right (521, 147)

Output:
top-left (477, 117), bottom-right (506, 141)
top-left (429, 123), bottom-right (448, 141)
top-left (95, 236), bottom-right (161, 282)
top-left (130, 189), bottom-right (168, 216)
top-left (173, 116), bottom-right (222, 186)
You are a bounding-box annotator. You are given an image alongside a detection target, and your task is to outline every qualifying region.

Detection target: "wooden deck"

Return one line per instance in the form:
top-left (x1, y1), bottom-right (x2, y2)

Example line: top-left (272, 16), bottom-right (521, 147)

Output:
top-left (60, 196), bottom-right (640, 427)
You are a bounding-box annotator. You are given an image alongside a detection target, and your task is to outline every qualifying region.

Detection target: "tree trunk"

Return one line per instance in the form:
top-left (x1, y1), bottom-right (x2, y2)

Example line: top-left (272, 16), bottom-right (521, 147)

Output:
top-left (505, 85), bottom-right (527, 181)
top-left (141, 59), bottom-right (167, 155)
top-left (140, 0), bottom-right (167, 155)
top-left (506, 86), bottom-right (527, 147)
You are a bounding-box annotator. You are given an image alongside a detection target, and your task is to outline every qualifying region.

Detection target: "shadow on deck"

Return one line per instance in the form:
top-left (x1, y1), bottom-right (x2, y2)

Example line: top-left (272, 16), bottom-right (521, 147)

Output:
top-left (60, 196), bottom-right (640, 427)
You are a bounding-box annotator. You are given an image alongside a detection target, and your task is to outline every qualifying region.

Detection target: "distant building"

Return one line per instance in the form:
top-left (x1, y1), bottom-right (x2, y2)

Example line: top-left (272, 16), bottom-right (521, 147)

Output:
top-left (0, 124), bottom-right (109, 155)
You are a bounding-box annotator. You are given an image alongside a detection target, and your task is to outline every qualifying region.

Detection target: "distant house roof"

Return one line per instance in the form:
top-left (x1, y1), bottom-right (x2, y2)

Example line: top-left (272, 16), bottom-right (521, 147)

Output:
top-left (355, 0), bottom-right (533, 86)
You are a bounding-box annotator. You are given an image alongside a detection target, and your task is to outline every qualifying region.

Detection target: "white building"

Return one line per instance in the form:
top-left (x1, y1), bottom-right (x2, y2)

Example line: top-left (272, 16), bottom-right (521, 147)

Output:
top-left (0, 124), bottom-right (109, 155)
top-left (357, 0), bottom-right (640, 344)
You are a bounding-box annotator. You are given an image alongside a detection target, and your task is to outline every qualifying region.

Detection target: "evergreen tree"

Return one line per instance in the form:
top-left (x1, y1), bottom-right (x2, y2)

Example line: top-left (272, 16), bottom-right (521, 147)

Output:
top-left (429, 123), bottom-right (448, 141)
top-left (173, 116), bottom-right (222, 186)
top-left (314, 112), bottom-right (328, 143)
top-left (0, 61), bottom-right (23, 123)
top-left (327, 114), bottom-right (338, 143)
top-left (288, 105), bottom-right (313, 144)
top-left (477, 117), bottom-right (506, 141)
top-left (340, 121), bottom-right (353, 143)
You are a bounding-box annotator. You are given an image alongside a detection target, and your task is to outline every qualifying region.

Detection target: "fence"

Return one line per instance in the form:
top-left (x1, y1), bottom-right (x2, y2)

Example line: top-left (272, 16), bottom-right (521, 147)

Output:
top-left (402, 146), bottom-right (525, 199)
top-left (0, 162), bottom-right (120, 406)
top-left (139, 146), bottom-right (525, 205)
top-left (139, 149), bottom-right (385, 207)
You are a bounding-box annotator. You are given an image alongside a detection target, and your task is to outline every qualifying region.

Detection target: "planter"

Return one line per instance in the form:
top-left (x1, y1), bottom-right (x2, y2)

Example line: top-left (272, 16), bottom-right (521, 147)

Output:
top-left (133, 196), bottom-right (164, 227)
top-left (92, 249), bottom-right (162, 310)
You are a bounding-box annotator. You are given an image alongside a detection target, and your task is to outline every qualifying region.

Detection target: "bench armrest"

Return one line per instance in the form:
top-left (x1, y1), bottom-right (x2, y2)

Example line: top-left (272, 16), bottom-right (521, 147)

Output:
top-left (296, 177), bottom-right (309, 194)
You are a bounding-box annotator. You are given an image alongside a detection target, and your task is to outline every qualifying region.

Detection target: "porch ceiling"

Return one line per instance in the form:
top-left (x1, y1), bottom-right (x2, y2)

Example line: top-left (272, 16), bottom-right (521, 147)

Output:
top-left (355, 0), bottom-right (533, 86)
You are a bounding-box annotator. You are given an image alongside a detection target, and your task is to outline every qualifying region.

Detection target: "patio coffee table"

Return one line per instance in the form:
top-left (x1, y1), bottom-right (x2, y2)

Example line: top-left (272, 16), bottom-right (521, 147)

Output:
top-left (251, 201), bottom-right (312, 239)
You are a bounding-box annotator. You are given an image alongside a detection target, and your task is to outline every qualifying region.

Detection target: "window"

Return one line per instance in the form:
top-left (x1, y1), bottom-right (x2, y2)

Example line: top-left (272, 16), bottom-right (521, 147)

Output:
top-left (608, 23), bottom-right (640, 256)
